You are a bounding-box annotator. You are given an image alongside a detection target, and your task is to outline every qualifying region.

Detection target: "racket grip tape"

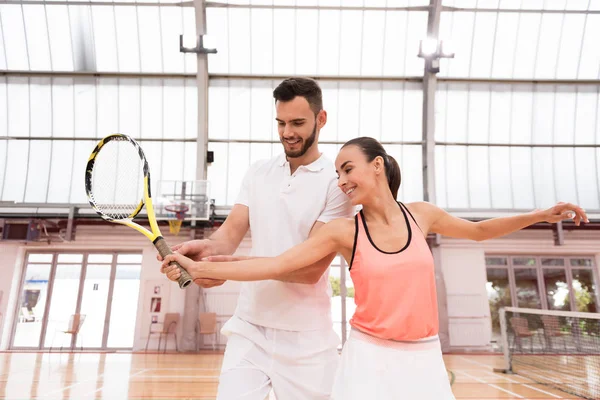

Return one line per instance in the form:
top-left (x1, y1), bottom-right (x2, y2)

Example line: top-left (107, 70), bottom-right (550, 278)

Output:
top-left (154, 237), bottom-right (193, 289)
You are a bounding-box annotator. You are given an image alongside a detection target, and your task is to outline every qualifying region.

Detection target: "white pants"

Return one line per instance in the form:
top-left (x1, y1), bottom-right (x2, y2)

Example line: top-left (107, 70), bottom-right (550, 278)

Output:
top-left (216, 316), bottom-right (340, 400)
top-left (331, 329), bottom-right (455, 400)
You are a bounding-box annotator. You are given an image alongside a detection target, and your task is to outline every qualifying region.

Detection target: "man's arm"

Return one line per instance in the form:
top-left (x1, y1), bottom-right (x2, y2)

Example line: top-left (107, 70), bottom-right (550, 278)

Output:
top-left (206, 204), bottom-right (250, 255)
top-left (189, 204), bottom-right (249, 288)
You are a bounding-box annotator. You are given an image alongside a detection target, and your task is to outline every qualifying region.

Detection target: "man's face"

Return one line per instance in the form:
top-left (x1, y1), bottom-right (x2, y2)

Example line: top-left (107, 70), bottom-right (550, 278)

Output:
top-left (275, 96), bottom-right (323, 158)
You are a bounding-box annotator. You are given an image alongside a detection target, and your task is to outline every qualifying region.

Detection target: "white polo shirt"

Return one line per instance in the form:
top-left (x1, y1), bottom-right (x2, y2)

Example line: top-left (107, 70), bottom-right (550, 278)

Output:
top-left (233, 152), bottom-right (354, 331)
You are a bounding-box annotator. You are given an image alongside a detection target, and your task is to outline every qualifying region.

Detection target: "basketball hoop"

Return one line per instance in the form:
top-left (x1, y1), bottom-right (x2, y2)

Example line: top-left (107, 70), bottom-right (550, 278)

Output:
top-left (164, 204), bottom-right (189, 236)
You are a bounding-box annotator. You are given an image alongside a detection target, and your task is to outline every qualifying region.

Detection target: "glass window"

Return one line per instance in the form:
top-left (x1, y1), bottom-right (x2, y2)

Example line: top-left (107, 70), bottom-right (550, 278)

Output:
top-left (439, 6), bottom-right (598, 80)
top-left (487, 254), bottom-right (598, 346)
top-left (485, 267), bottom-right (512, 338)
top-left (571, 269), bottom-right (597, 313)
top-left (543, 269), bottom-right (570, 311)
top-left (88, 254), bottom-right (113, 264)
top-left (1, 78), bottom-right (195, 204)
top-left (486, 257), bottom-right (508, 266)
top-left (433, 83), bottom-right (600, 211)
top-left (570, 258), bottom-right (593, 267)
top-left (12, 264), bottom-right (51, 348)
top-left (514, 268), bottom-right (541, 309)
top-left (541, 258), bottom-right (565, 267)
top-left (107, 264), bottom-right (142, 348)
top-left (57, 254), bottom-right (83, 263)
top-left (513, 257), bottom-right (537, 267)
top-left (78, 265), bottom-right (112, 348)
top-left (117, 254), bottom-right (143, 264)
top-left (1, 5), bottom-right (29, 70)
top-left (206, 8), bottom-right (427, 76)
top-left (28, 254), bottom-right (53, 263)
top-left (43, 264), bottom-right (82, 348)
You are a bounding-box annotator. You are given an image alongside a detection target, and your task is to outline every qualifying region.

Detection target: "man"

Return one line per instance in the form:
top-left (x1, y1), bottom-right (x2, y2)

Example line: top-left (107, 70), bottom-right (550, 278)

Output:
top-left (161, 77), bottom-right (353, 399)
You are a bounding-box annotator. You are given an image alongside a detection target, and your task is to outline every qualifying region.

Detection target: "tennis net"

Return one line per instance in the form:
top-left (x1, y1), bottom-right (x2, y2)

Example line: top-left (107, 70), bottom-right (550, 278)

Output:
top-left (498, 307), bottom-right (600, 400)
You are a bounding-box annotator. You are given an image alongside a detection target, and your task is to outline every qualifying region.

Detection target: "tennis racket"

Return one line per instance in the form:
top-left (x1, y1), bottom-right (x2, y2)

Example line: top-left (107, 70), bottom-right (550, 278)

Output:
top-left (85, 133), bottom-right (193, 289)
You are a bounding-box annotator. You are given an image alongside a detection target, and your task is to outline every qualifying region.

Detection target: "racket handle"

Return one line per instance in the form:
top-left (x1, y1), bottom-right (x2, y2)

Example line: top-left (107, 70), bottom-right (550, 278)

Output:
top-left (154, 237), bottom-right (193, 289)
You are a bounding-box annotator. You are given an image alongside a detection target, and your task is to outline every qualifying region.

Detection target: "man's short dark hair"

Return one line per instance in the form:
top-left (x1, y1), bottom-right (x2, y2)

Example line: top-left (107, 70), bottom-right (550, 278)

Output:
top-left (273, 77), bottom-right (323, 115)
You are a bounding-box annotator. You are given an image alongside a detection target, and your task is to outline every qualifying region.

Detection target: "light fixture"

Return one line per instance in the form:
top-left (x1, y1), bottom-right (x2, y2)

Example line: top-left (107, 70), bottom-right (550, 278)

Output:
top-left (181, 35), bottom-right (198, 50)
top-left (179, 34), bottom-right (217, 54)
top-left (419, 39), bottom-right (438, 58)
top-left (418, 38), bottom-right (454, 74)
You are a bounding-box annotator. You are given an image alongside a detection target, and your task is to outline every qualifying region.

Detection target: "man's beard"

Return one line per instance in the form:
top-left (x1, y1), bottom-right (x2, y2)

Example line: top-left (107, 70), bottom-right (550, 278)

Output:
top-left (282, 123), bottom-right (317, 158)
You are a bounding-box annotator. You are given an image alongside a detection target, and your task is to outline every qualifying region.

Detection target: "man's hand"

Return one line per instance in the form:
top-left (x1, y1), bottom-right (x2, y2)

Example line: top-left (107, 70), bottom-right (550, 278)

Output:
top-left (158, 239), bottom-right (226, 288)
top-left (156, 239), bottom-right (212, 262)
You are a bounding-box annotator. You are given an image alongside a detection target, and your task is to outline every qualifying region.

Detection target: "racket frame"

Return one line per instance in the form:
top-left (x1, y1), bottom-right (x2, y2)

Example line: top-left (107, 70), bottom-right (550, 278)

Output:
top-left (85, 134), bottom-right (193, 289)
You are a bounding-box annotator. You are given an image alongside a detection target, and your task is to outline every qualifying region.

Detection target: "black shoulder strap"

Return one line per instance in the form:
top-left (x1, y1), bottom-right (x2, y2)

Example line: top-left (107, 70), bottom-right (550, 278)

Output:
top-left (349, 213), bottom-right (360, 270)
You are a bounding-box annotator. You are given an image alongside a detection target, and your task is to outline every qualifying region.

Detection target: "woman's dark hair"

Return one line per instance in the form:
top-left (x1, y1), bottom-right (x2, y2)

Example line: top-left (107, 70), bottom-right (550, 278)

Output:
top-left (342, 137), bottom-right (401, 199)
top-left (273, 77), bottom-right (323, 115)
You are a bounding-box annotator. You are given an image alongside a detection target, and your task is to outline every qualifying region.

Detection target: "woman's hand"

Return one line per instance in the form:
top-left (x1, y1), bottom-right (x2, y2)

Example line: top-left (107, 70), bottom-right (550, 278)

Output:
top-left (162, 253), bottom-right (210, 281)
top-left (535, 202), bottom-right (588, 226)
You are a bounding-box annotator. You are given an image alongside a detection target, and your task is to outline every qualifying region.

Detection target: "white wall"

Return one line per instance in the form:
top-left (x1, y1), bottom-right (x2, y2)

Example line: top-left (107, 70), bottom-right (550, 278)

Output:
top-left (0, 244), bottom-right (24, 350)
top-left (437, 245), bottom-right (491, 349)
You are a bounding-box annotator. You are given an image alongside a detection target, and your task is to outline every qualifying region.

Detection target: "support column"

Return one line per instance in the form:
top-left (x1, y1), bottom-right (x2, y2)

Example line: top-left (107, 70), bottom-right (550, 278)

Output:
top-left (422, 0), bottom-right (451, 352)
top-left (195, 0), bottom-right (209, 182)
top-left (422, 0), bottom-right (440, 204)
top-left (180, 0), bottom-right (209, 351)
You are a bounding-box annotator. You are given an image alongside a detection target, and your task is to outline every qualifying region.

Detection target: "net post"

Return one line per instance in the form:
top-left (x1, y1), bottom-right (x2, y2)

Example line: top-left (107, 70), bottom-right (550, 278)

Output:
top-left (498, 307), bottom-right (512, 373)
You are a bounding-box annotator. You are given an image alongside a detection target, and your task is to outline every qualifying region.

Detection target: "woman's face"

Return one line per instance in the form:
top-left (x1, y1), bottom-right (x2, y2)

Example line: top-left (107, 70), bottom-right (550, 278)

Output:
top-left (335, 145), bottom-right (380, 205)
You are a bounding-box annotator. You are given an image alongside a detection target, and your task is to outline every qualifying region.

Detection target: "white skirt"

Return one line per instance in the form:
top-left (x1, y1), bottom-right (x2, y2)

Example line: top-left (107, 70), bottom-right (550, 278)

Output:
top-left (331, 329), bottom-right (456, 400)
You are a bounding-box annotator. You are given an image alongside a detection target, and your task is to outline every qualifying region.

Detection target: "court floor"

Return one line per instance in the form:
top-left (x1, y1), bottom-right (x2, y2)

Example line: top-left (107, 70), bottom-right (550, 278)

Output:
top-left (0, 352), bottom-right (584, 399)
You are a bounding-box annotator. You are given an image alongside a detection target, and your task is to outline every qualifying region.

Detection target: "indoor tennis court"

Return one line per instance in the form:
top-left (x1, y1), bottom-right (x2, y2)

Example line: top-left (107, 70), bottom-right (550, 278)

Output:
top-left (1, 0), bottom-right (600, 399)
top-left (0, 352), bottom-right (594, 399)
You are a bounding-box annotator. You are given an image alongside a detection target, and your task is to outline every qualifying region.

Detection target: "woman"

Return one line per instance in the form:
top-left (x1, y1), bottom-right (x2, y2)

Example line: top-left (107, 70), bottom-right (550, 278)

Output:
top-left (162, 137), bottom-right (588, 399)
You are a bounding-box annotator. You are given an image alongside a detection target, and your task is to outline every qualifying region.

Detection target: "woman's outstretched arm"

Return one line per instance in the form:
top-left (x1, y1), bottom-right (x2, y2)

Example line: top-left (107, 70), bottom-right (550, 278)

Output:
top-left (410, 201), bottom-right (588, 241)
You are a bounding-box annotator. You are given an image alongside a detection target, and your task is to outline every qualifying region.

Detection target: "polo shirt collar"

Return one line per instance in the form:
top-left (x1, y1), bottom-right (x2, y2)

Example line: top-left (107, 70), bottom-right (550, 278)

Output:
top-left (277, 153), bottom-right (328, 172)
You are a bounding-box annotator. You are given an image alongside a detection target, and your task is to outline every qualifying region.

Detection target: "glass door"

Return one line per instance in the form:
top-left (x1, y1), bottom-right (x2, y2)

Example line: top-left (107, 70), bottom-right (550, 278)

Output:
top-left (12, 252), bottom-right (142, 350)
top-left (12, 254), bottom-right (54, 348)
top-left (78, 263), bottom-right (112, 348)
top-left (107, 258), bottom-right (142, 348)
top-left (43, 257), bottom-right (83, 349)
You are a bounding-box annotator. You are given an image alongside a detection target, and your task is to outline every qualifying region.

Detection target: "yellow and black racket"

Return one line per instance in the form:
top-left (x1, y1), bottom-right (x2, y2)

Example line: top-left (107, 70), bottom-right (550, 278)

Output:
top-left (85, 133), bottom-right (193, 289)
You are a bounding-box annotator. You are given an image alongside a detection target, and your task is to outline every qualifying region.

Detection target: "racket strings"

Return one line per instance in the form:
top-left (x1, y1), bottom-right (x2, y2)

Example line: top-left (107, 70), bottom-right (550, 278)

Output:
top-left (90, 140), bottom-right (145, 220)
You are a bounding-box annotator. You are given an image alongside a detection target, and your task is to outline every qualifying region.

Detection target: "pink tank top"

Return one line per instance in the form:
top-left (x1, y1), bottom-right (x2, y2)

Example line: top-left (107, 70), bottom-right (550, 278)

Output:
top-left (349, 202), bottom-right (439, 341)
